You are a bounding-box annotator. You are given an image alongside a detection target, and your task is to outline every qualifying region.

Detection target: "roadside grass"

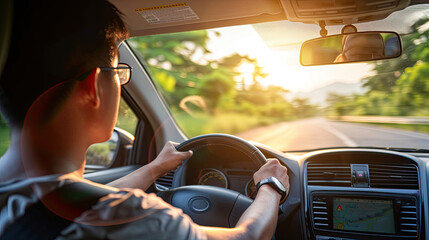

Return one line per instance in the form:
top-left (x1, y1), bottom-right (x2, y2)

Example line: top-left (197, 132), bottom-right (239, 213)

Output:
top-left (173, 112), bottom-right (284, 138)
top-left (363, 123), bottom-right (429, 134)
top-left (0, 126), bottom-right (10, 157)
top-left (115, 115), bottom-right (138, 135)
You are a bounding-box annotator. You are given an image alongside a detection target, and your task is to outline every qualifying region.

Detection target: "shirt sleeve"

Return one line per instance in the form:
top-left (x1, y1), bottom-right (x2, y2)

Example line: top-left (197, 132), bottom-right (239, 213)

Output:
top-left (56, 188), bottom-right (207, 240)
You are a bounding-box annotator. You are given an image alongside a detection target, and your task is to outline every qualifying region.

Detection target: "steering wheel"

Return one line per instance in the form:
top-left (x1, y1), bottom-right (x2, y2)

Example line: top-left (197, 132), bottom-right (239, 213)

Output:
top-left (157, 134), bottom-right (267, 227)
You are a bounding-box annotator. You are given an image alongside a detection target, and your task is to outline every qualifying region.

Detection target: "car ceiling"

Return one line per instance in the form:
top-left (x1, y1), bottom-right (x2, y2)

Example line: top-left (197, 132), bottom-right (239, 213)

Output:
top-left (110, 0), bottom-right (285, 36)
top-left (110, 0), bottom-right (427, 37)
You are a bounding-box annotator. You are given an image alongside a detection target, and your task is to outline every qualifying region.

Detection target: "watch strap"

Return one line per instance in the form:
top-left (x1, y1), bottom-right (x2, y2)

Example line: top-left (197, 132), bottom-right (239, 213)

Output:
top-left (256, 176), bottom-right (287, 202)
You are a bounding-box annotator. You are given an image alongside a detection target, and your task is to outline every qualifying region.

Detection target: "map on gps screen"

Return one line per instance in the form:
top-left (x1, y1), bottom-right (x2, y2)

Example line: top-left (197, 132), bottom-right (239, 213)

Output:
top-left (333, 198), bottom-right (395, 234)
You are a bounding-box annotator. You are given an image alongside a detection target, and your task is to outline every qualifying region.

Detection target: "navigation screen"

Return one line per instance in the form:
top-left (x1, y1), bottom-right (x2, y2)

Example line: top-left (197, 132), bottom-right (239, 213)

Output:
top-left (332, 198), bottom-right (395, 234)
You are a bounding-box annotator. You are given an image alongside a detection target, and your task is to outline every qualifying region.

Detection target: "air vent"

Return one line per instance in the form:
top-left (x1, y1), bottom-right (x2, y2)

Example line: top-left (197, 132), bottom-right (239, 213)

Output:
top-left (369, 164), bottom-right (418, 189)
top-left (398, 199), bottom-right (418, 236)
top-left (155, 170), bottom-right (175, 188)
top-left (307, 162), bottom-right (351, 186)
top-left (312, 196), bottom-right (329, 230)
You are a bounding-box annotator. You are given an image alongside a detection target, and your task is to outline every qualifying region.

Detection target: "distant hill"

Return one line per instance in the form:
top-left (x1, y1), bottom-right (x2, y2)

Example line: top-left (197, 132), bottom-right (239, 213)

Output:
top-left (291, 82), bottom-right (366, 106)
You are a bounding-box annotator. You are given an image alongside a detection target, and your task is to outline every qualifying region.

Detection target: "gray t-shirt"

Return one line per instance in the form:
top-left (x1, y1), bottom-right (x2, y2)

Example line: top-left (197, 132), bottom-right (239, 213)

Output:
top-left (0, 175), bottom-right (207, 239)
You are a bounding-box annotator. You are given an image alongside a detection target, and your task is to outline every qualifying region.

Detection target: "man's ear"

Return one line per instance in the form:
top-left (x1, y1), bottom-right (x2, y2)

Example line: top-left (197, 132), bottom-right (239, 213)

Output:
top-left (79, 68), bottom-right (101, 108)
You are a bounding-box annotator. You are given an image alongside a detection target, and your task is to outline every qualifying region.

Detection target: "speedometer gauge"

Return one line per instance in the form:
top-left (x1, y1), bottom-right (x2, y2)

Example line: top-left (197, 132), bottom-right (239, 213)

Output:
top-left (245, 179), bottom-right (257, 199)
top-left (198, 168), bottom-right (228, 188)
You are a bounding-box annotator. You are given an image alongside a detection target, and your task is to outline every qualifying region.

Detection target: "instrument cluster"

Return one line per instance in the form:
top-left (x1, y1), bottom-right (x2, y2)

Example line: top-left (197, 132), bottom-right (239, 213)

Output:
top-left (197, 168), bottom-right (257, 199)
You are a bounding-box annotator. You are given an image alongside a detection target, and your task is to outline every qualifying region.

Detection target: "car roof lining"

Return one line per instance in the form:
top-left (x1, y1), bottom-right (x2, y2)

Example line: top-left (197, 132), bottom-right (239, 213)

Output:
top-left (111, 0), bottom-right (285, 37)
top-left (110, 0), bottom-right (427, 37)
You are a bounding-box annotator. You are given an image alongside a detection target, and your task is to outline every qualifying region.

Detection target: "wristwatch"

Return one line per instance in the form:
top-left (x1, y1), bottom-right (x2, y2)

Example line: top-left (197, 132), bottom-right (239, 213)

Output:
top-left (256, 177), bottom-right (287, 202)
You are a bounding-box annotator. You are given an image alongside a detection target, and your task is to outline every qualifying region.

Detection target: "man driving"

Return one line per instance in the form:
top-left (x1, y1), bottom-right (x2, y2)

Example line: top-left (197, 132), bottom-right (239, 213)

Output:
top-left (335, 33), bottom-right (385, 62)
top-left (0, 0), bottom-right (289, 239)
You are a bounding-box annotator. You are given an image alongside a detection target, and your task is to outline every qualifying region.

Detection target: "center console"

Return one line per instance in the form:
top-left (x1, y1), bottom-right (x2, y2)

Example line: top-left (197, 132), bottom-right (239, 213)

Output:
top-left (311, 192), bottom-right (419, 239)
top-left (302, 150), bottom-right (422, 240)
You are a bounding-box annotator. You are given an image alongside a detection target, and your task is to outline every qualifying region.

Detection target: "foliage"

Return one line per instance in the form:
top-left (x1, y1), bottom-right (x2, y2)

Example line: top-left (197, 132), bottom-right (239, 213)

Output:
top-left (174, 112), bottom-right (281, 137)
top-left (86, 142), bottom-right (113, 166)
top-left (0, 113), bottom-right (8, 156)
top-left (0, 125), bottom-right (10, 156)
top-left (128, 30), bottom-right (318, 136)
top-left (116, 98), bottom-right (138, 134)
top-left (327, 18), bottom-right (429, 117)
top-left (364, 123), bottom-right (429, 134)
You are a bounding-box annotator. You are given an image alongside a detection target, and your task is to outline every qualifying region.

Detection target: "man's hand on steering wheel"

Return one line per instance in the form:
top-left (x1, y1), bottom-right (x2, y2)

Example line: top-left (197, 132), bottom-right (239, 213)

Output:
top-left (107, 141), bottom-right (192, 190)
top-left (150, 141), bottom-right (193, 178)
top-left (253, 158), bottom-right (290, 202)
top-left (155, 135), bottom-right (290, 239)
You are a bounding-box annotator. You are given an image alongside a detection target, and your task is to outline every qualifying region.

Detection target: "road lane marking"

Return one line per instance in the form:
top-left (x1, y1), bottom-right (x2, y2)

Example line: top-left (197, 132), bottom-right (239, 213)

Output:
top-left (338, 122), bottom-right (429, 140)
top-left (322, 124), bottom-right (358, 147)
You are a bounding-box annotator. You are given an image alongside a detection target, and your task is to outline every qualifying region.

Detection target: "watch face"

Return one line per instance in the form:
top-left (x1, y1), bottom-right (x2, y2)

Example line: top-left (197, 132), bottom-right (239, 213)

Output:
top-left (272, 177), bottom-right (286, 192)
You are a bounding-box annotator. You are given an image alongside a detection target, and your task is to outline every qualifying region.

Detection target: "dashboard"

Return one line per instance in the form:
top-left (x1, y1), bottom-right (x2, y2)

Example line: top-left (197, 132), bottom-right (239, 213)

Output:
top-left (180, 144), bottom-right (260, 198)
top-left (154, 145), bottom-right (428, 240)
top-left (302, 150), bottom-right (422, 240)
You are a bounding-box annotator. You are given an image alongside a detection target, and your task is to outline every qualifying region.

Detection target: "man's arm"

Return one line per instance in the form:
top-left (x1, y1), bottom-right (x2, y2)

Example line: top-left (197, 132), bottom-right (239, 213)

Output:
top-left (107, 141), bottom-right (192, 190)
top-left (107, 143), bottom-right (289, 240)
top-left (200, 159), bottom-right (289, 240)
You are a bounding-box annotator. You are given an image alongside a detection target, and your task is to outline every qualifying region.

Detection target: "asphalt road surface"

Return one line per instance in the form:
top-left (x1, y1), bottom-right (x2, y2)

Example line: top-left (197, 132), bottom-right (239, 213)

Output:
top-left (236, 118), bottom-right (429, 152)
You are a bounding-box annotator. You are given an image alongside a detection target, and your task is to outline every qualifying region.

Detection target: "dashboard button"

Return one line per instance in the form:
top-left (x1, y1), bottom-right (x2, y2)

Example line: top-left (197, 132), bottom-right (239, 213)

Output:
top-left (356, 170), bottom-right (366, 182)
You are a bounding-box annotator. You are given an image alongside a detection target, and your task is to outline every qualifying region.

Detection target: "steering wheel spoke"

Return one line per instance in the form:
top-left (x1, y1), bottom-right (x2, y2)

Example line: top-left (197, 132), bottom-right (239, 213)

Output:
top-left (157, 185), bottom-right (253, 227)
top-left (157, 134), bottom-right (267, 227)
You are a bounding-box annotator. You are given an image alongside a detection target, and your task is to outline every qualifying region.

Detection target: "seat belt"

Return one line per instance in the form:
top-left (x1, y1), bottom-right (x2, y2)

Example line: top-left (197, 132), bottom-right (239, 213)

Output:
top-left (1, 182), bottom-right (115, 240)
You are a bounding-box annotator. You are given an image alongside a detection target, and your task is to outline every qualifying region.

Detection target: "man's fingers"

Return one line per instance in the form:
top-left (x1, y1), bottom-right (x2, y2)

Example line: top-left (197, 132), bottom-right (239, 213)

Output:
top-left (176, 150), bottom-right (192, 168)
top-left (174, 152), bottom-right (192, 167)
top-left (180, 149), bottom-right (193, 157)
top-left (254, 158), bottom-right (289, 186)
top-left (168, 141), bottom-right (192, 157)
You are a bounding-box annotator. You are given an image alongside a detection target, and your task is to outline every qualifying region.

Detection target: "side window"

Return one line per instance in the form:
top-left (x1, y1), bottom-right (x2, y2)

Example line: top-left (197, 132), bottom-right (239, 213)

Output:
top-left (85, 97), bottom-right (138, 167)
top-left (0, 113), bottom-right (10, 157)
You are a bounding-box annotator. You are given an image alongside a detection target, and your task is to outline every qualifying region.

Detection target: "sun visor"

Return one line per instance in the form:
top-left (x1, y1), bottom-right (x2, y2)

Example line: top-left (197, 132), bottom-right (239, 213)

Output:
top-left (110, 0), bottom-right (285, 36)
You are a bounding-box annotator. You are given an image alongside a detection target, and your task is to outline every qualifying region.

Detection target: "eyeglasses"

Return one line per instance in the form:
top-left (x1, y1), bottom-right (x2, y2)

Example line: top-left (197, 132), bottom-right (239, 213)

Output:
top-left (100, 63), bottom-right (132, 85)
top-left (77, 63), bottom-right (132, 85)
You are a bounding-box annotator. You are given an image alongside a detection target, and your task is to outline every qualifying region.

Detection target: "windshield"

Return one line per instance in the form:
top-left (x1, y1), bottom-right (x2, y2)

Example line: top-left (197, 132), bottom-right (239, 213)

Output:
top-left (127, 5), bottom-right (429, 152)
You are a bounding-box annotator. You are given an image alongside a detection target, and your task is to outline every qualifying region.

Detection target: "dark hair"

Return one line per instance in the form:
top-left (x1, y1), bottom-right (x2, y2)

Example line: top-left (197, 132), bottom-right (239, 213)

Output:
top-left (0, 0), bottom-right (128, 128)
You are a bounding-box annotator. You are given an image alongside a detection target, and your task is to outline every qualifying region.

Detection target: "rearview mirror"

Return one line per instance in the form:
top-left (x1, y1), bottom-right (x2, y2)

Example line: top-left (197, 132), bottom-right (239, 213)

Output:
top-left (300, 32), bottom-right (402, 66)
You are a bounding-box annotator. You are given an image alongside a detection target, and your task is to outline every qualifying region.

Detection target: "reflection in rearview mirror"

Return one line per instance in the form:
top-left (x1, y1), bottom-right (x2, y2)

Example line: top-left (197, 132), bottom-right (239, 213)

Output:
top-left (300, 32), bottom-right (402, 66)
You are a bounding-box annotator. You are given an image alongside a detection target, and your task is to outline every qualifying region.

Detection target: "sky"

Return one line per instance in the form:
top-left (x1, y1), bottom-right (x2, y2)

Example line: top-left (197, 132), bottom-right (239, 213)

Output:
top-left (205, 24), bottom-right (373, 93)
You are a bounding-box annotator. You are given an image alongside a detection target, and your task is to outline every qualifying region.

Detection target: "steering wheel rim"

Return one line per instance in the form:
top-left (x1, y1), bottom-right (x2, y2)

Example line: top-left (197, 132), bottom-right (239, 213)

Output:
top-left (157, 133), bottom-right (267, 227)
top-left (176, 133), bottom-right (267, 164)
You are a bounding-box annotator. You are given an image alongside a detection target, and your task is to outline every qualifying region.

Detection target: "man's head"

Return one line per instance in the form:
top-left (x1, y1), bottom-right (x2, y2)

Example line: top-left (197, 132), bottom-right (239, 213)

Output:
top-left (342, 33), bottom-right (385, 61)
top-left (0, 0), bottom-right (128, 129)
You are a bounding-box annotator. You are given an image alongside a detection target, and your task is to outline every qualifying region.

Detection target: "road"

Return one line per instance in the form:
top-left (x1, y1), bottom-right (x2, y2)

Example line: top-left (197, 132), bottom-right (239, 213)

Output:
top-left (236, 118), bottom-right (429, 152)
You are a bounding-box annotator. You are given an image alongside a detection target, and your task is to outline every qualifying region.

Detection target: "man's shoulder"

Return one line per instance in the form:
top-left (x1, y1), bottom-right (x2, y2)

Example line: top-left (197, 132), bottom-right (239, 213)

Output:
top-left (76, 186), bottom-right (179, 224)
top-left (0, 177), bottom-right (206, 240)
top-left (63, 186), bottom-right (207, 240)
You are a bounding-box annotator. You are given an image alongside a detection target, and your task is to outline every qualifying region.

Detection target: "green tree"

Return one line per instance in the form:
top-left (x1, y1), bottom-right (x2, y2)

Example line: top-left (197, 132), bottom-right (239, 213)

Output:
top-left (292, 98), bottom-right (318, 118)
top-left (328, 18), bottom-right (429, 117)
top-left (128, 31), bottom-right (245, 112)
top-left (395, 62), bottom-right (429, 115)
top-left (362, 19), bottom-right (426, 93)
top-left (129, 29), bottom-right (318, 123)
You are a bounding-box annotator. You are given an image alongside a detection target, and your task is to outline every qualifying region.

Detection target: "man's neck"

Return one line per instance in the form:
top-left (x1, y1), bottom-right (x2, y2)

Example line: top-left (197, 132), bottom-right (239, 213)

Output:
top-left (0, 127), bottom-right (87, 182)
